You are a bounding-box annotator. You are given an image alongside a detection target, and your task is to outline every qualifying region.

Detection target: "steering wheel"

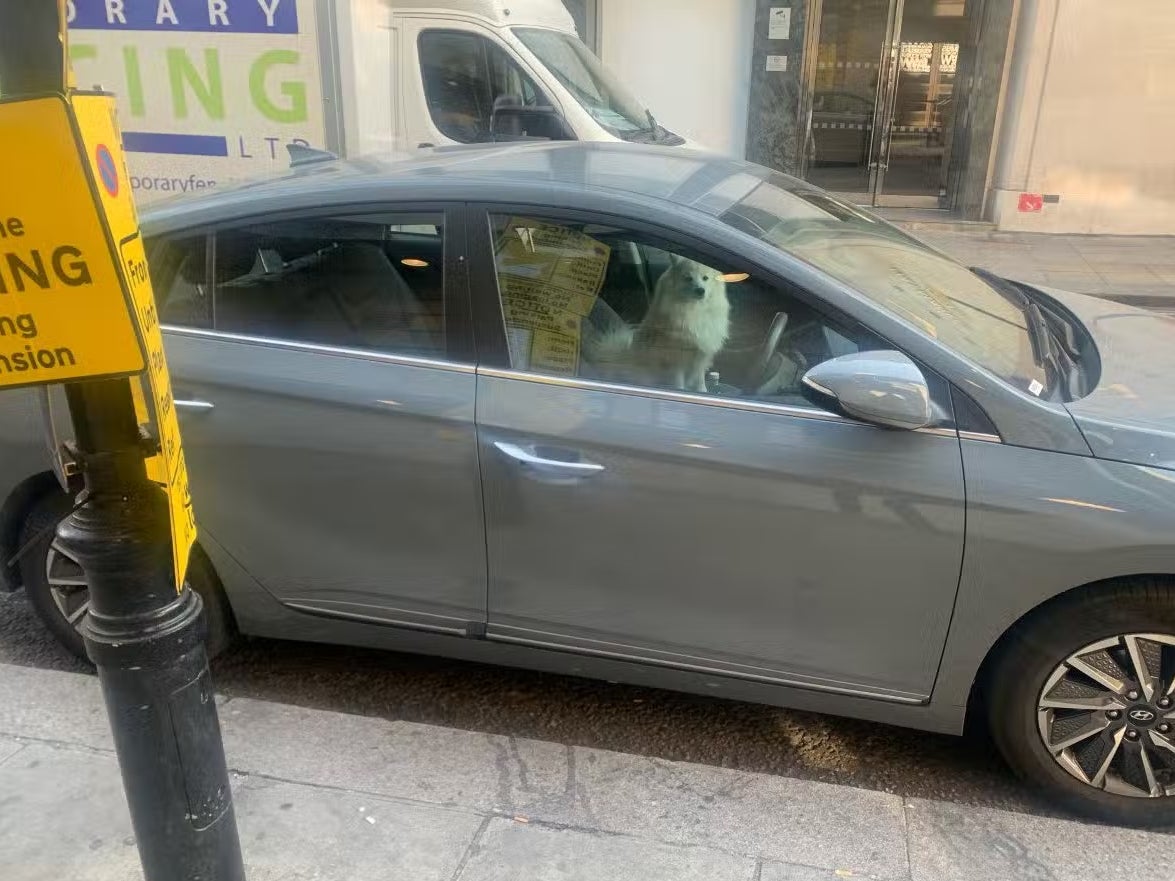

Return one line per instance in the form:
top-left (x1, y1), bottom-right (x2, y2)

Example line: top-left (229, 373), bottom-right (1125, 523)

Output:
top-left (746, 311), bottom-right (789, 390)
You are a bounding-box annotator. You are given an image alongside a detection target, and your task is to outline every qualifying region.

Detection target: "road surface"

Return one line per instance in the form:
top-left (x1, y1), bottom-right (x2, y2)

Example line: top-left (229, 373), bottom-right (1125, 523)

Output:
top-left (0, 588), bottom-right (1062, 818)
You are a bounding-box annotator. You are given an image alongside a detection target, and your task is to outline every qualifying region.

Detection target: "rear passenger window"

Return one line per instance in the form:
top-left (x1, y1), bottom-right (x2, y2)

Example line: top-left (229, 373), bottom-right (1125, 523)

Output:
top-left (212, 213), bottom-right (446, 358)
top-left (150, 235), bottom-right (211, 329)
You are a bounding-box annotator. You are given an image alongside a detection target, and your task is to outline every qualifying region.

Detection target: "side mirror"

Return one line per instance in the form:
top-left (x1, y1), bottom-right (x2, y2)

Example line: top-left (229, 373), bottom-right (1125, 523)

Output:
top-left (800, 351), bottom-right (933, 431)
top-left (491, 95), bottom-right (574, 142)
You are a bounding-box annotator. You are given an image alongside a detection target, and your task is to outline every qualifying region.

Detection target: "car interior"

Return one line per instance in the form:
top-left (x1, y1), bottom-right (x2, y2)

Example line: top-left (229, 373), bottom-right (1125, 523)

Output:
top-left (156, 220), bottom-right (447, 358)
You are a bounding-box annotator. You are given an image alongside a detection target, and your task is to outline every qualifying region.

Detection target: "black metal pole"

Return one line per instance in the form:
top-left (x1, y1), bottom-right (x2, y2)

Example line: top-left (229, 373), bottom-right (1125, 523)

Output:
top-left (55, 380), bottom-right (245, 881)
top-left (1, 6), bottom-right (246, 878)
top-left (0, 1), bottom-right (64, 97)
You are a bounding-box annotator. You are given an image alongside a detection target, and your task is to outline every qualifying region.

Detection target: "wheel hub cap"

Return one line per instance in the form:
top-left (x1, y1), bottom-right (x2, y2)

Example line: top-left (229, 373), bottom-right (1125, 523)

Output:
top-left (1037, 633), bottom-right (1175, 799)
top-left (1127, 706), bottom-right (1158, 727)
top-left (45, 539), bottom-right (90, 630)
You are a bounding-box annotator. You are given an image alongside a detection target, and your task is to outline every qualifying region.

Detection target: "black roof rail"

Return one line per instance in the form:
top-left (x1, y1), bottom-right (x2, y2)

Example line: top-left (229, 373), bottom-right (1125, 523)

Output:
top-left (287, 144), bottom-right (339, 168)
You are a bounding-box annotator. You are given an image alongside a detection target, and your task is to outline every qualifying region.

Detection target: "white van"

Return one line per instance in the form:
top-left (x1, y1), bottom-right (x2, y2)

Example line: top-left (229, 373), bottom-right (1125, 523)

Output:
top-left (65, 0), bottom-right (685, 202)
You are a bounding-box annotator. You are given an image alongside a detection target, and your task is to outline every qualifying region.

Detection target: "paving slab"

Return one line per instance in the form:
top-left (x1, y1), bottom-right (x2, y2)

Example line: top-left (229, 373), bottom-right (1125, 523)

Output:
top-left (566, 749), bottom-right (910, 878)
top-left (220, 697), bottom-right (574, 815)
top-left (906, 798), bottom-right (1175, 881)
top-left (0, 743), bottom-right (140, 881)
top-left (456, 817), bottom-right (756, 881)
top-left (233, 776), bottom-right (485, 881)
top-left (0, 664), bottom-right (111, 751)
top-left (759, 861), bottom-right (897, 881)
top-left (7, 663), bottom-right (1175, 881)
top-left (218, 696), bottom-right (909, 876)
top-left (0, 735), bottom-right (24, 765)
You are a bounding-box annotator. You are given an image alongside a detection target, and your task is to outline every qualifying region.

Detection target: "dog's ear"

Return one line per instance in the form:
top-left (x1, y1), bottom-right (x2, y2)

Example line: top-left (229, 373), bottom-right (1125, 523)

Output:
top-left (668, 253), bottom-right (685, 269)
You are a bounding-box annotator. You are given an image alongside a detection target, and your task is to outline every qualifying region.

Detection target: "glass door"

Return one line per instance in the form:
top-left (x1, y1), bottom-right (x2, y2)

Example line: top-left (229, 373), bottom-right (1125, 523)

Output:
top-left (874, 0), bottom-right (968, 206)
top-left (803, 0), bottom-right (971, 209)
top-left (803, 0), bottom-right (897, 202)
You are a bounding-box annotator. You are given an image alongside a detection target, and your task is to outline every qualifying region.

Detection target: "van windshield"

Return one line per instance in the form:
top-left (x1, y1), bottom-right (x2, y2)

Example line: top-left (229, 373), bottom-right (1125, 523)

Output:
top-left (513, 28), bottom-right (680, 144)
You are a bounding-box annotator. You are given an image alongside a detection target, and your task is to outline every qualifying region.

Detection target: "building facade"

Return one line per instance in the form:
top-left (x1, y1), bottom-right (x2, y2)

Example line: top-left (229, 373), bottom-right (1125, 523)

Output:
top-left (572, 0), bottom-right (1175, 236)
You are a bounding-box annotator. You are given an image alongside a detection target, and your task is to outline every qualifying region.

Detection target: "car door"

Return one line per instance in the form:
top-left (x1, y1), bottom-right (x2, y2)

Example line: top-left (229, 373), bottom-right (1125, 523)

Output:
top-left (469, 208), bottom-right (967, 700)
top-left (149, 206), bottom-right (487, 635)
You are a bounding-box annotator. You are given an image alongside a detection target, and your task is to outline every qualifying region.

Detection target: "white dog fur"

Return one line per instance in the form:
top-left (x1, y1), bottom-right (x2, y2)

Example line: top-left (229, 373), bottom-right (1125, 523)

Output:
top-left (588, 256), bottom-right (730, 393)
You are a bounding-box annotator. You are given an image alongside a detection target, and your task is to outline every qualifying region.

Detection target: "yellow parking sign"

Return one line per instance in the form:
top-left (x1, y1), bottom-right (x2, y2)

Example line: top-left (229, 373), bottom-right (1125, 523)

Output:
top-left (0, 94), bottom-right (144, 385)
top-left (71, 92), bottom-right (196, 590)
top-left (0, 92), bottom-right (194, 590)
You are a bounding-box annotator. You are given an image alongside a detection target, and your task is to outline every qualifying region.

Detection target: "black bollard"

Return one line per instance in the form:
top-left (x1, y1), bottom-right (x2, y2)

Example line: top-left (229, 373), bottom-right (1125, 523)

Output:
top-left (54, 380), bottom-right (246, 881)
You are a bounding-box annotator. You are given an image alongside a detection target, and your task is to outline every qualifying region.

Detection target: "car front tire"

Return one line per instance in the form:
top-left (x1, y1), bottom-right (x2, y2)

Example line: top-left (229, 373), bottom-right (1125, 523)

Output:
top-left (18, 490), bottom-right (235, 664)
top-left (987, 579), bottom-right (1175, 827)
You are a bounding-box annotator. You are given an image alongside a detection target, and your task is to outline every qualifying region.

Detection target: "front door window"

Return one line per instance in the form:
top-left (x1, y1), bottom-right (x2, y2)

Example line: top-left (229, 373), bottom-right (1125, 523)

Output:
top-left (486, 213), bottom-right (872, 407)
top-left (418, 30), bottom-right (548, 144)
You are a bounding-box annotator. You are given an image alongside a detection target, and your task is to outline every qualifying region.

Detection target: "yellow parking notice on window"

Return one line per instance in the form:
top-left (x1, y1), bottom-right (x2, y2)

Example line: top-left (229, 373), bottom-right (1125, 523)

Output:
top-left (0, 91), bottom-right (195, 591)
top-left (71, 92), bottom-right (196, 592)
top-left (0, 94), bottom-right (145, 386)
top-left (496, 218), bottom-right (611, 376)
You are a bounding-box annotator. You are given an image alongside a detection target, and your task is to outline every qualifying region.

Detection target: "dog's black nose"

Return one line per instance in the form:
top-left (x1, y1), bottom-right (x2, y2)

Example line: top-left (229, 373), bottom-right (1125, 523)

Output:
top-left (690, 285), bottom-right (707, 299)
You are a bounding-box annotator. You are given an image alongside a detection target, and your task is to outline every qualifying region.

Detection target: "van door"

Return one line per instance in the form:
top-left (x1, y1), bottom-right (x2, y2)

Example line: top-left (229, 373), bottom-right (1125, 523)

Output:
top-left (394, 15), bottom-right (564, 148)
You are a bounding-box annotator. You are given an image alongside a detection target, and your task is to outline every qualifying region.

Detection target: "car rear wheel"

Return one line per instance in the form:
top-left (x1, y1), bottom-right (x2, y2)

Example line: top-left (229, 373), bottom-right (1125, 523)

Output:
top-left (988, 580), bottom-right (1175, 827)
top-left (18, 490), bottom-right (235, 663)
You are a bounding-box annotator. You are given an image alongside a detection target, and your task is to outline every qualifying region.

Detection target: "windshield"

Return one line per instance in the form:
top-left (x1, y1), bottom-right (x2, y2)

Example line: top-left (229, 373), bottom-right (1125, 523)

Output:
top-left (513, 27), bottom-right (673, 144)
top-left (709, 176), bottom-right (1048, 395)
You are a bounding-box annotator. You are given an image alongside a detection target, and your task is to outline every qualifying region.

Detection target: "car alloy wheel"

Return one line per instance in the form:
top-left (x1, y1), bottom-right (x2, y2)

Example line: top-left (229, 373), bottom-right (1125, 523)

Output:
top-left (45, 538), bottom-right (91, 633)
top-left (1037, 633), bottom-right (1175, 798)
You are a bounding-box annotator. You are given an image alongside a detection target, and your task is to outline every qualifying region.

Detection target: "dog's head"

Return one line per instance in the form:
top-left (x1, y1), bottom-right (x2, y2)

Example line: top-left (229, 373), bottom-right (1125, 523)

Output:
top-left (660, 255), bottom-right (725, 303)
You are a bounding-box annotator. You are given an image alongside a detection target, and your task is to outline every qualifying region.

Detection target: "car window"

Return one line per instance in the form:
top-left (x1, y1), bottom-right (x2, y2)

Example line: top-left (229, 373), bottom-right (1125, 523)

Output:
top-left (419, 30), bottom-right (547, 144)
top-left (149, 235), bottom-right (211, 329)
top-left (702, 175), bottom-right (1049, 396)
top-left (488, 214), bottom-right (874, 406)
top-left (212, 213), bottom-right (446, 359)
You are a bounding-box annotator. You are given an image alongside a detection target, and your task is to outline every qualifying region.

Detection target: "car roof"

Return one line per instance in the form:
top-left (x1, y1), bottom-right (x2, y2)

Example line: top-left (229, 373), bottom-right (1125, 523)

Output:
top-left (141, 141), bottom-right (784, 235)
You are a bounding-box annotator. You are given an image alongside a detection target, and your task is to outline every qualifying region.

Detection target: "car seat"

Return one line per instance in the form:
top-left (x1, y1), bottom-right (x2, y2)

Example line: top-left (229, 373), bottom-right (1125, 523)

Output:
top-left (308, 243), bottom-right (442, 356)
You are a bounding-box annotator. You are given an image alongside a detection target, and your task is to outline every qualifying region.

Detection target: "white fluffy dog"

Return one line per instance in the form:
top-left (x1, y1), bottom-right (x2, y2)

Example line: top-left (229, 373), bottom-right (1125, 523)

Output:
top-left (588, 256), bottom-right (730, 393)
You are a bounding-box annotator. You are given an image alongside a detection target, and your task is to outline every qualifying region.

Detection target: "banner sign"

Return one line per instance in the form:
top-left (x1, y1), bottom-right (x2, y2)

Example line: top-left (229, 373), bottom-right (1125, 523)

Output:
top-left (67, 0), bottom-right (300, 33)
top-left (66, 0), bottom-right (325, 201)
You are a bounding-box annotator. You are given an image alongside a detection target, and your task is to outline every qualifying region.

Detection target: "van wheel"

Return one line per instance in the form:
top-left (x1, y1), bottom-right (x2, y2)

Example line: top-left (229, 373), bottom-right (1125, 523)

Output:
top-left (987, 580), bottom-right (1175, 827)
top-left (18, 490), bottom-right (235, 664)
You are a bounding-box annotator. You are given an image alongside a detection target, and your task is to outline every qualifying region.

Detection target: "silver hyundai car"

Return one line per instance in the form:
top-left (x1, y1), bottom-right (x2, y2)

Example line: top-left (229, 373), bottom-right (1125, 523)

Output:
top-left (2, 142), bottom-right (1174, 826)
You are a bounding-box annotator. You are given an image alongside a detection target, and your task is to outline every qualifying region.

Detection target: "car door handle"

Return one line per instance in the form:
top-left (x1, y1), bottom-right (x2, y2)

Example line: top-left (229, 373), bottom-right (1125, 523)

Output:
top-left (493, 442), bottom-right (605, 476)
top-left (175, 399), bottom-right (215, 413)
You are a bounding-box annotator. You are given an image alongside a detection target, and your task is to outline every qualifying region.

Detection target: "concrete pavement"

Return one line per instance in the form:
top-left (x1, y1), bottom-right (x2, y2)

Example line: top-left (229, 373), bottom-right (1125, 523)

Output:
top-left (898, 225), bottom-right (1175, 308)
top-left (0, 662), bottom-right (1172, 881)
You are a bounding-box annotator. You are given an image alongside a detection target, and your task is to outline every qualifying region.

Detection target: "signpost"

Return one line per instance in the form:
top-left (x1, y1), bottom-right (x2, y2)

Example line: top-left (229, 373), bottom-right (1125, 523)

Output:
top-left (0, 4), bottom-right (244, 879)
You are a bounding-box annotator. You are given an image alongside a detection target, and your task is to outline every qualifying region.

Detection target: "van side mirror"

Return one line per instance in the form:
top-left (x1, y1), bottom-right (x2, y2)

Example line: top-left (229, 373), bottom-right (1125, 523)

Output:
top-left (490, 95), bottom-right (575, 142)
top-left (800, 351), bottom-right (933, 431)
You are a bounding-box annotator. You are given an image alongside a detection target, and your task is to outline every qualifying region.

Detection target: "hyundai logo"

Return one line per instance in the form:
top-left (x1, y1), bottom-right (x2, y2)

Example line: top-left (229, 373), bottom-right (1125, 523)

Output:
top-left (1128, 708), bottom-right (1156, 723)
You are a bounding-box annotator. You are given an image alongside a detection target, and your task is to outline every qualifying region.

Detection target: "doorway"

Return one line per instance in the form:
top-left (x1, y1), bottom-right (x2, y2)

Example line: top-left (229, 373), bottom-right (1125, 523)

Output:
top-left (801, 0), bottom-right (973, 208)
